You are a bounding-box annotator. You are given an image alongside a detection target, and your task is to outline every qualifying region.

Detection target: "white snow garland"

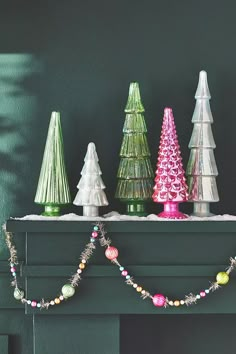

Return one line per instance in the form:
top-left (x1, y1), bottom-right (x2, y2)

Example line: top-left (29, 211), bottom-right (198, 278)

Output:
top-left (12, 211), bottom-right (236, 221)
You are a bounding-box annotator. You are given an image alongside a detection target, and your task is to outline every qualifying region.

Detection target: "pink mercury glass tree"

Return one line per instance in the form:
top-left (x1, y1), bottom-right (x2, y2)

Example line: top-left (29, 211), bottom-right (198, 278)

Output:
top-left (152, 108), bottom-right (188, 219)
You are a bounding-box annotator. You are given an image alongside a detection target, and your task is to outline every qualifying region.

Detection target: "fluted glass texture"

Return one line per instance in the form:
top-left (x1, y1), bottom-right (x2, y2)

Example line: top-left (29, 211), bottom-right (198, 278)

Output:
top-left (34, 112), bottom-right (71, 205)
top-left (116, 82), bottom-right (153, 201)
top-left (186, 71), bottom-right (219, 204)
top-left (73, 142), bottom-right (108, 207)
top-left (188, 176), bottom-right (219, 202)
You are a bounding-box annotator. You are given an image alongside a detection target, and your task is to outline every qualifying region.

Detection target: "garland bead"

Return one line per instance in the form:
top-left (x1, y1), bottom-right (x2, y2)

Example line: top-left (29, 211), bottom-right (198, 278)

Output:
top-left (93, 226), bottom-right (99, 231)
top-left (61, 284), bottom-right (75, 298)
top-left (136, 286), bottom-right (142, 292)
top-left (10, 267), bottom-right (16, 272)
top-left (37, 303), bottom-right (41, 308)
top-left (133, 283), bottom-right (138, 288)
top-left (92, 232), bottom-right (98, 238)
top-left (90, 238), bottom-right (96, 243)
top-left (200, 291), bottom-right (206, 297)
top-left (196, 295), bottom-right (201, 299)
top-left (82, 259), bottom-right (86, 264)
top-left (180, 300), bottom-right (185, 305)
top-left (50, 300), bottom-right (55, 306)
top-left (105, 246), bottom-right (119, 260)
top-left (10, 263), bottom-right (14, 267)
top-left (141, 290), bottom-right (146, 295)
top-left (77, 269), bottom-right (82, 274)
top-left (174, 300), bottom-right (180, 307)
top-left (121, 270), bottom-right (128, 276)
top-left (12, 272), bottom-right (16, 277)
top-left (169, 301), bottom-right (174, 306)
top-left (27, 300), bottom-right (31, 305)
top-left (119, 267), bottom-right (124, 271)
top-left (216, 272), bottom-right (229, 285)
top-left (31, 301), bottom-right (37, 308)
top-left (126, 275), bottom-right (130, 280)
top-left (79, 263), bottom-right (85, 270)
top-left (152, 294), bottom-right (166, 307)
top-left (54, 298), bottom-right (60, 305)
top-left (14, 288), bottom-right (24, 300)
top-left (205, 289), bottom-right (210, 294)
top-left (59, 295), bottom-right (64, 301)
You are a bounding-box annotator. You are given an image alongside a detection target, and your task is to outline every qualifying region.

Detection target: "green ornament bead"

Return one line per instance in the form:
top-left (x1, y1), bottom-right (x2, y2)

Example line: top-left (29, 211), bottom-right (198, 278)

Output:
top-left (14, 288), bottom-right (24, 300)
top-left (61, 284), bottom-right (75, 298)
top-left (216, 272), bottom-right (229, 285)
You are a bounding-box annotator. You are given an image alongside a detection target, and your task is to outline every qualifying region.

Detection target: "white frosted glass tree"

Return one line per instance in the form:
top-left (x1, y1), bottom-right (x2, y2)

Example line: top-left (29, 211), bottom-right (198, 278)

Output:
top-left (186, 70), bottom-right (219, 217)
top-left (73, 142), bottom-right (108, 216)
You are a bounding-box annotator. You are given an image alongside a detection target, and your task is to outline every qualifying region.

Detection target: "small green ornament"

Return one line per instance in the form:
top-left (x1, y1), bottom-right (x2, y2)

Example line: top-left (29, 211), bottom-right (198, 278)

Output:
top-left (216, 272), bottom-right (229, 285)
top-left (61, 284), bottom-right (75, 298)
top-left (14, 288), bottom-right (24, 300)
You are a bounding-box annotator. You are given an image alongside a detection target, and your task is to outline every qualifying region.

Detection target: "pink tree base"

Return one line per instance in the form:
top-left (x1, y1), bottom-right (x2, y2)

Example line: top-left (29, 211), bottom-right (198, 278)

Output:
top-left (157, 202), bottom-right (188, 219)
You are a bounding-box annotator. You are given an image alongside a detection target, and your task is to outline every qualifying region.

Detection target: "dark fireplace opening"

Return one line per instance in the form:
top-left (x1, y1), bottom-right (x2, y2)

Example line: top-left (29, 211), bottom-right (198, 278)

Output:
top-left (120, 314), bottom-right (236, 354)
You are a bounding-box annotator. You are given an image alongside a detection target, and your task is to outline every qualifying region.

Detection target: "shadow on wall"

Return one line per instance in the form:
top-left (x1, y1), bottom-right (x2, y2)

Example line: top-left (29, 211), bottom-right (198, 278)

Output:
top-left (0, 54), bottom-right (43, 257)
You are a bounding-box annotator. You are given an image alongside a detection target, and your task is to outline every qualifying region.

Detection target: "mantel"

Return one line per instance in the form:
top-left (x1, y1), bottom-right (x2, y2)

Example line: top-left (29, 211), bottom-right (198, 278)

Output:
top-left (3, 219), bottom-right (236, 353)
top-left (6, 219), bottom-right (236, 233)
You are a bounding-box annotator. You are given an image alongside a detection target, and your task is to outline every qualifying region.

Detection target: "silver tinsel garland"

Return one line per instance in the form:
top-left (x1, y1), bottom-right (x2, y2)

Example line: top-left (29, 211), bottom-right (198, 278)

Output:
top-left (4, 222), bottom-right (236, 310)
top-left (3, 223), bottom-right (98, 310)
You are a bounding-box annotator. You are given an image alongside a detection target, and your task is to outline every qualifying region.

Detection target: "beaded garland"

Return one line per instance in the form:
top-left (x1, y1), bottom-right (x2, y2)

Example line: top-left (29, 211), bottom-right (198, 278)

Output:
top-left (97, 223), bottom-right (236, 308)
top-left (4, 222), bottom-right (236, 310)
top-left (4, 224), bottom-right (99, 310)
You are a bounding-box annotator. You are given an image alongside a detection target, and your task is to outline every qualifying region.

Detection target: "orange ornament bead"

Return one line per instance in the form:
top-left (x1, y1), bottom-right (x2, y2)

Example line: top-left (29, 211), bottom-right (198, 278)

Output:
top-left (79, 263), bottom-right (86, 270)
top-left (174, 300), bottom-right (180, 307)
top-left (54, 298), bottom-right (60, 305)
top-left (136, 286), bottom-right (142, 292)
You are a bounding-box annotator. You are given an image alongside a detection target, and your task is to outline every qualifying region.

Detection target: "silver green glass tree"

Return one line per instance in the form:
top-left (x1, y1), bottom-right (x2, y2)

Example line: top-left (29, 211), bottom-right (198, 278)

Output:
top-left (34, 111), bottom-right (71, 216)
top-left (186, 71), bottom-right (219, 217)
top-left (115, 82), bottom-right (153, 216)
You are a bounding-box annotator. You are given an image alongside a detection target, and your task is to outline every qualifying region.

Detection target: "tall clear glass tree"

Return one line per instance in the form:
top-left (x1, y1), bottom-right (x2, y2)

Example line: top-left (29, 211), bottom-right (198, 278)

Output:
top-left (115, 82), bottom-right (153, 216)
top-left (186, 71), bottom-right (219, 216)
top-left (35, 111), bottom-right (71, 216)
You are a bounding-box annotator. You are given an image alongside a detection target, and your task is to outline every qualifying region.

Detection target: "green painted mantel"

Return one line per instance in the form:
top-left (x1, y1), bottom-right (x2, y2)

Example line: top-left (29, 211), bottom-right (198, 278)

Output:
top-left (1, 220), bottom-right (236, 354)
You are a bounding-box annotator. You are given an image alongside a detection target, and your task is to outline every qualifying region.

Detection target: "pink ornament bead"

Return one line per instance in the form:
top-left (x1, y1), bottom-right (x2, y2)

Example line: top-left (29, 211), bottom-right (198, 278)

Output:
top-left (92, 231), bottom-right (98, 238)
top-left (152, 294), bottom-right (166, 307)
top-left (105, 246), bottom-right (119, 260)
top-left (31, 301), bottom-right (37, 308)
top-left (121, 270), bottom-right (128, 276)
top-left (11, 267), bottom-right (16, 272)
top-left (200, 291), bottom-right (206, 297)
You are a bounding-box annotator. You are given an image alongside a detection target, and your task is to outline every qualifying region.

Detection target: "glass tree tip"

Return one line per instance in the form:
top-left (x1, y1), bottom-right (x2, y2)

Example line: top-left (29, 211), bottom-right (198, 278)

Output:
top-left (164, 107), bottom-right (173, 116)
top-left (125, 82), bottom-right (145, 113)
top-left (195, 70), bottom-right (211, 99)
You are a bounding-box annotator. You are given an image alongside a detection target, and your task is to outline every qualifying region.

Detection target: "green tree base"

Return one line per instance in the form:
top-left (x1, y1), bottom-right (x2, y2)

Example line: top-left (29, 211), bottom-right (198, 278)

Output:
top-left (126, 201), bottom-right (147, 217)
top-left (42, 205), bottom-right (61, 217)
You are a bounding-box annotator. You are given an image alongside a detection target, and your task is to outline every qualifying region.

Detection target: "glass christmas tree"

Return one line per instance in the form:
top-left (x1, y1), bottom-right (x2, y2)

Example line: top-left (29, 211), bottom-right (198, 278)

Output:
top-left (152, 108), bottom-right (188, 219)
top-left (73, 142), bottom-right (108, 216)
top-left (34, 111), bottom-right (71, 216)
top-left (115, 82), bottom-right (153, 216)
top-left (186, 71), bottom-right (219, 217)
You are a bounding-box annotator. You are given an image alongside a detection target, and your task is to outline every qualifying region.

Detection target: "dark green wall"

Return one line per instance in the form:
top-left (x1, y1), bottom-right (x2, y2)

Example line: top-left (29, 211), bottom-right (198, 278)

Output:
top-left (0, 0), bottom-right (235, 251)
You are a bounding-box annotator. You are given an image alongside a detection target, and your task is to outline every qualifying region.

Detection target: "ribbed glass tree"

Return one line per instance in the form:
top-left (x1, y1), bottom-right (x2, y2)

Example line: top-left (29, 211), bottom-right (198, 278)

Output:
top-left (115, 82), bottom-right (153, 216)
top-left (186, 71), bottom-right (219, 217)
top-left (73, 142), bottom-right (108, 216)
top-left (34, 111), bottom-right (71, 216)
top-left (152, 108), bottom-right (188, 219)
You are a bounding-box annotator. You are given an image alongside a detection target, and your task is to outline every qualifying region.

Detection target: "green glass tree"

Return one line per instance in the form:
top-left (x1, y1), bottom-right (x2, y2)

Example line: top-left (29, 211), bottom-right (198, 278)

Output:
top-left (34, 111), bottom-right (71, 216)
top-left (115, 82), bottom-right (154, 216)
